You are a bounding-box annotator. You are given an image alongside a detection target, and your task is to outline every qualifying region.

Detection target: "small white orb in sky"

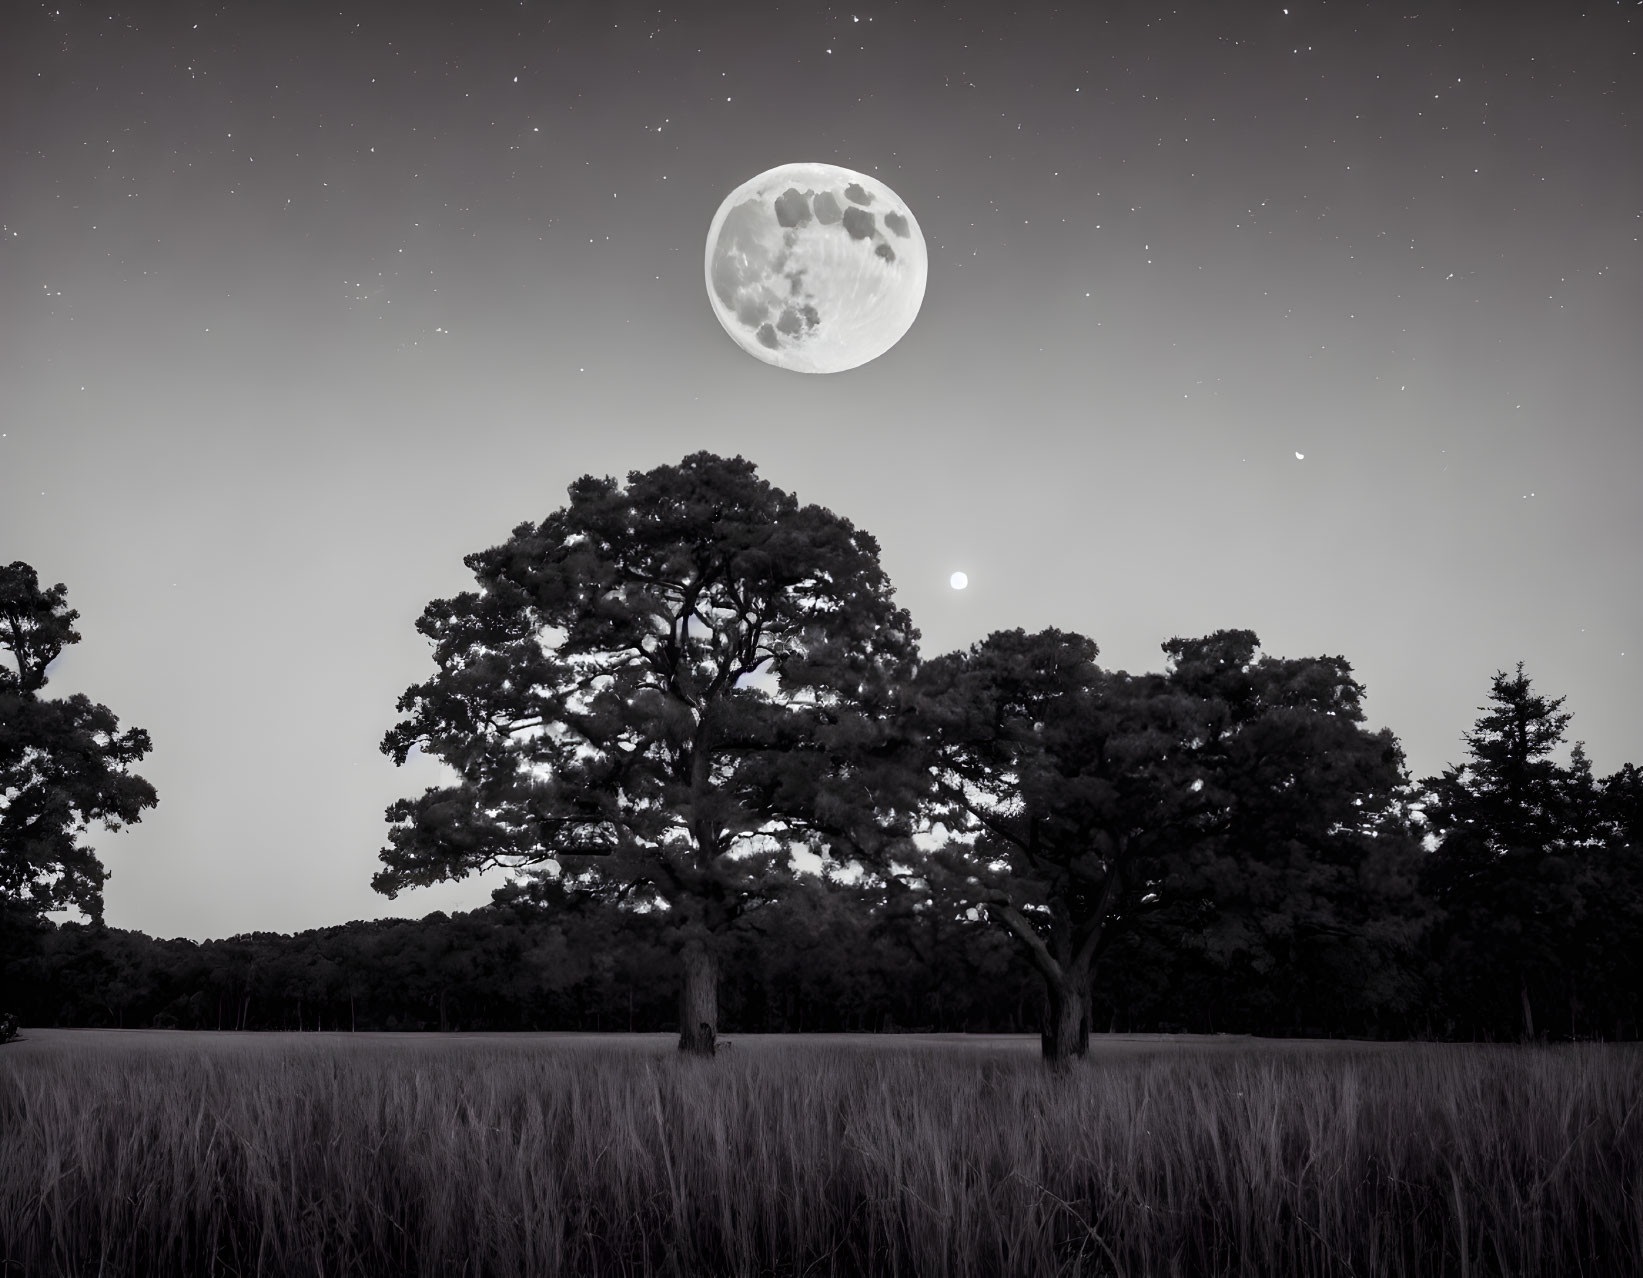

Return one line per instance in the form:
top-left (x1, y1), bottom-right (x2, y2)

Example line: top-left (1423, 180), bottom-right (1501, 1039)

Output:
top-left (705, 162), bottom-right (928, 373)
top-left (950, 571), bottom-right (968, 590)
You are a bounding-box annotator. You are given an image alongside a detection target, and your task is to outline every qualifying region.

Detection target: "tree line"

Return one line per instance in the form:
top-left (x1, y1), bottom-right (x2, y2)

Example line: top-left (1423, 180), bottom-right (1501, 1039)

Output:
top-left (4, 453), bottom-right (1642, 1058)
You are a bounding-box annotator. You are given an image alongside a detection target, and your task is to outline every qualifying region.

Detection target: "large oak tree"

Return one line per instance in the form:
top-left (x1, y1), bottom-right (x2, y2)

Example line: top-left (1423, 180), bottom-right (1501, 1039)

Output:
top-left (377, 452), bottom-right (921, 1053)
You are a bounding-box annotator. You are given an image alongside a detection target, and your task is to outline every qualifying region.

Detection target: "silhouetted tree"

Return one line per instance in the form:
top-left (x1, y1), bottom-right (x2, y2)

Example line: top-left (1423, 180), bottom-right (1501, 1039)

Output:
top-left (1419, 664), bottom-right (1594, 1039)
top-left (1414, 677), bottom-right (1643, 1040)
top-left (376, 453), bottom-right (922, 1054)
top-left (902, 629), bottom-right (1179, 1062)
top-left (1158, 631), bottom-right (1426, 1038)
top-left (905, 628), bottom-right (1410, 1063)
top-left (1426, 666), bottom-right (1577, 1038)
top-left (1, 562), bottom-right (156, 928)
top-left (1602, 764), bottom-right (1643, 852)
top-left (1583, 765), bottom-right (1643, 1036)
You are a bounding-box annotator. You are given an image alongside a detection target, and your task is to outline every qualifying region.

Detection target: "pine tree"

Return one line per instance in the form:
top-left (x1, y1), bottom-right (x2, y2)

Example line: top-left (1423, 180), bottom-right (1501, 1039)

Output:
top-left (1419, 664), bottom-right (1591, 1039)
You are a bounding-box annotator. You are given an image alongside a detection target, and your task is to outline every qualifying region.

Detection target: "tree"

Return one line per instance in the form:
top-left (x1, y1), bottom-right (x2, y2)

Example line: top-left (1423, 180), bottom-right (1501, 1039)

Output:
top-left (906, 627), bottom-right (1409, 1063)
top-left (1418, 664), bottom-right (1592, 1039)
top-left (1, 562), bottom-right (156, 927)
top-left (906, 628), bottom-right (1193, 1062)
top-left (376, 452), bottom-right (921, 1054)
top-left (1601, 763), bottom-right (1643, 854)
top-left (1585, 764), bottom-right (1643, 1037)
top-left (1159, 631), bottom-right (1423, 1038)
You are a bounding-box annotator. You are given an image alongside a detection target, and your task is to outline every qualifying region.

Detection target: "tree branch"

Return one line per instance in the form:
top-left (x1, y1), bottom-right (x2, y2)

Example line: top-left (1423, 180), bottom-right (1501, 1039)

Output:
top-left (987, 901), bottom-right (1064, 984)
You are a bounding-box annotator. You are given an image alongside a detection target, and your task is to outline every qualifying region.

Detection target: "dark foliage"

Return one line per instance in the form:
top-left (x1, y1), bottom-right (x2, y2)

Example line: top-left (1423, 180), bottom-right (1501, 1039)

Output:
top-left (0, 881), bottom-right (1043, 1035)
top-left (0, 829), bottom-right (1625, 1043)
top-left (1418, 665), bottom-right (1643, 1040)
top-left (0, 562), bottom-right (157, 923)
top-left (2, 549), bottom-right (1637, 1043)
top-left (6, 658), bottom-right (1643, 1042)
top-left (1, 562), bottom-right (158, 1037)
top-left (4, 821), bottom-right (1639, 1039)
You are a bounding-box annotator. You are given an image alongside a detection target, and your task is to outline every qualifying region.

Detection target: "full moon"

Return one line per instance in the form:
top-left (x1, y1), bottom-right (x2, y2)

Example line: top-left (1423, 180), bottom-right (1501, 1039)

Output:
top-left (950, 571), bottom-right (968, 590)
top-left (704, 163), bottom-right (928, 373)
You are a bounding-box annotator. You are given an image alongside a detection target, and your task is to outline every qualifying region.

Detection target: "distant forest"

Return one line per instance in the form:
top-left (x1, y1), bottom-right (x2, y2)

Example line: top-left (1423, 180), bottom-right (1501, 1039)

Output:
top-left (6, 780), bottom-right (1642, 1041)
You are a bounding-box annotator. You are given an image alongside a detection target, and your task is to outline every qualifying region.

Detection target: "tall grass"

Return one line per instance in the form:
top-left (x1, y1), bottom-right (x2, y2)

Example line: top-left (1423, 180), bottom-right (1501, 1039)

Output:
top-left (2, 1033), bottom-right (1640, 1276)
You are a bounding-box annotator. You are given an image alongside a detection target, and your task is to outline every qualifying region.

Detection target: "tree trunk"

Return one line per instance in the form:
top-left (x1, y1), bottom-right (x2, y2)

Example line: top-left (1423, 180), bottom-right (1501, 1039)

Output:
top-left (1520, 972), bottom-right (1536, 1041)
top-left (1041, 975), bottom-right (1090, 1065)
top-left (677, 938), bottom-right (718, 1056)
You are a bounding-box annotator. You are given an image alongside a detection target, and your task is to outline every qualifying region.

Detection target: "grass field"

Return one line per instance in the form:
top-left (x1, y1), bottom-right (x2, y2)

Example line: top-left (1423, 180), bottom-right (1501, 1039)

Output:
top-left (2, 1031), bottom-right (1639, 1277)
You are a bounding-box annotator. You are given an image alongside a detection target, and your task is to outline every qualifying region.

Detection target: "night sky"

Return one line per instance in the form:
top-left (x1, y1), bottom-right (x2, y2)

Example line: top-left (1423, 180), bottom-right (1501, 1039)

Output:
top-left (4, 0), bottom-right (1639, 941)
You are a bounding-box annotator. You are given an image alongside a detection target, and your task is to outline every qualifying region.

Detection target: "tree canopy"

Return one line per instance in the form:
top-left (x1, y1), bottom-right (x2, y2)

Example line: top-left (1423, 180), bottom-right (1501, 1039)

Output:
top-left (904, 627), bottom-right (1412, 1061)
top-left (377, 452), bottom-right (922, 1052)
top-left (0, 562), bottom-right (156, 925)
